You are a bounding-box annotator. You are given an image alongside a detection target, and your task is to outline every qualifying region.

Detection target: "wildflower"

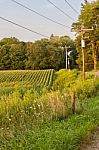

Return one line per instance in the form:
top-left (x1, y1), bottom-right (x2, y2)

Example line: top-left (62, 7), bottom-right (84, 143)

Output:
top-left (38, 104), bottom-right (40, 107)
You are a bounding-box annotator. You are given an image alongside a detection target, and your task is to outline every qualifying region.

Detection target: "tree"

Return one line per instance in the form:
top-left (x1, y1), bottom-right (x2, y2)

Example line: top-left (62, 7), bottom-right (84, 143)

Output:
top-left (0, 44), bottom-right (11, 69)
top-left (0, 35), bottom-right (76, 70)
top-left (72, 0), bottom-right (99, 70)
top-left (10, 42), bottom-right (27, 69)
top-left (0, 37), bottom-right (26, 70)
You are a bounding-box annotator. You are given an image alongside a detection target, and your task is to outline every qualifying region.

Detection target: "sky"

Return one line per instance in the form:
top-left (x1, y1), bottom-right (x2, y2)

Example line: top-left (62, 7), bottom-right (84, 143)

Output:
top-left (0, 0), bottom-right (94, 42)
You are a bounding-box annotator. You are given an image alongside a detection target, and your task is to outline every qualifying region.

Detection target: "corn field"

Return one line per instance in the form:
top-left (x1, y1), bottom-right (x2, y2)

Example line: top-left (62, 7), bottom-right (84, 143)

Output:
top-left (0, 69), bottom-right (54, 96)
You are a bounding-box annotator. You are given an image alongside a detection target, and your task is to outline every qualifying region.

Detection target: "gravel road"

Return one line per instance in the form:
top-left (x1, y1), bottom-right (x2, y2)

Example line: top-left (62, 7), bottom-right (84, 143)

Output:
top-left (81, 128), bottom-right (99, 150)
top-left (90, 72), bottom-right (99, 77)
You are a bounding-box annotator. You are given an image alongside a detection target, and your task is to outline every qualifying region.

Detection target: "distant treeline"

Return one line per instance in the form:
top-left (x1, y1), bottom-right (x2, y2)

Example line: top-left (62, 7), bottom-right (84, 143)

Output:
top-left (0, 35), bottom-right (77, 70)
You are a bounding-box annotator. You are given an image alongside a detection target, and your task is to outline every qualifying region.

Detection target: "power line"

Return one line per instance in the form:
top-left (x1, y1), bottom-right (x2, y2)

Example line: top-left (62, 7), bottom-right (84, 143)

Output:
top-left (64, 0), bottom-right (79, 15)
top-left (11, 0), bottom-right (71, 29)
top-left (0, 16), bottom-right (49, 38)
top-left (47, 0), bottom-right (75, 21)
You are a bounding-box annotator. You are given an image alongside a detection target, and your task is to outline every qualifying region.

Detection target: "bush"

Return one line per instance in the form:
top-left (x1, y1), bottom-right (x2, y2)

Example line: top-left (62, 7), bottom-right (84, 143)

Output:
top-left (53, 69), bottom-right (79, 90)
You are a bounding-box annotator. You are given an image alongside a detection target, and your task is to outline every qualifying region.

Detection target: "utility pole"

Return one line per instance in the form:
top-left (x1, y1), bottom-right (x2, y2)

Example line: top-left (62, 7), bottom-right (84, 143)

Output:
top-left (65, 46), bottom-right (70, 70)
top-left (81, 28), bottom-right (85, 80)
top-left (80, 25), bottom-right (93, 80)
top-left (72, 25), bottom-right (94, 80)
top-left (65, 46), bottom-right (68, 70)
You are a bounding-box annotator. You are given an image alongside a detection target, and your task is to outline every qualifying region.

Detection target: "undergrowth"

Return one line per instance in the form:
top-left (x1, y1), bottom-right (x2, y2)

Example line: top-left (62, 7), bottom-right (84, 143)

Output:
top-left (0, 96), bottom-right (99, 150)
top-left (0, 69), bottom-right (99, 150)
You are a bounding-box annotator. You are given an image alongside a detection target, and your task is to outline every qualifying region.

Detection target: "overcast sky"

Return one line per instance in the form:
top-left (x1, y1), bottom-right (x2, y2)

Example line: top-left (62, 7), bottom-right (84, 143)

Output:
top-left (0, 0), bottom-right (94, 42)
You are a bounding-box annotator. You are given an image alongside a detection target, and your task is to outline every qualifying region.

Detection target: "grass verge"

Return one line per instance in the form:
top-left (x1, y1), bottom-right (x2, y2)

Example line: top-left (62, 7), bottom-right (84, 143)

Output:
top-left (0, 96), bottom-right (99, 150)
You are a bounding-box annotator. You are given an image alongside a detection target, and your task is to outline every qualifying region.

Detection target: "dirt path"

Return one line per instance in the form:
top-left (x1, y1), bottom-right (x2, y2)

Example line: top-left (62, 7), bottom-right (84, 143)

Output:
top-left (81, 128), bottom-right (99, 150)
top-left (80, 72), bottom-right (99, 150)
top-left (90, 72), bottom-right (99, 77)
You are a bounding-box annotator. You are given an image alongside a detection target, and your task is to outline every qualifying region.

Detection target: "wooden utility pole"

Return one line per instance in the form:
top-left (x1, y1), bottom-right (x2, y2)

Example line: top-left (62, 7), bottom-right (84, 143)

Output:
top-left (80, 26), bottom-right (94, 80)
top-left (81, 29), bottom-right (85, 80)
top-left (71, 25), bottom-right (94, 79)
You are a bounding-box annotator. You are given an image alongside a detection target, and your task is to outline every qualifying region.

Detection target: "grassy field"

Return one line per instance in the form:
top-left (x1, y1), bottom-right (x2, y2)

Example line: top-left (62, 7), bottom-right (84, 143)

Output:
top-left (0, 96), bottom-right (99, 150)
top-left (0, 69), bottom-right (99, 150)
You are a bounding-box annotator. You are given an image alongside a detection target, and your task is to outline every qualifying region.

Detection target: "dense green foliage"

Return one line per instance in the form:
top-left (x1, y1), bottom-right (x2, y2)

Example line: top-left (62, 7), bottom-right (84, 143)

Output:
top-left (1, 95), bottom-right (99, 150)
top-left (53, 69), bottom-right (79, 90)
top-left (0, 36), bottom-right (76, 70)
top-left (72, 0), bottom-right (99, 71)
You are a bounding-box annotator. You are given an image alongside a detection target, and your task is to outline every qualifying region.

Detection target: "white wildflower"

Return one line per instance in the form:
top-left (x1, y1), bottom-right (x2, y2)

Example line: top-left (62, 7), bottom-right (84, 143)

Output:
top-left (9, 118), bottom-right (11, 121)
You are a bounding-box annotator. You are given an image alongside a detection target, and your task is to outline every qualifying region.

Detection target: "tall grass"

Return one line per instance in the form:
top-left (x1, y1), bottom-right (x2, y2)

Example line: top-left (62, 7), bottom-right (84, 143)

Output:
top-left (1, 96), bottom-right (99, 150)
top-left (0, 73), bottom-right (99, 132)
top-left (0, 89), bottom-right (70, 130)
top-left (0, 69), bottom-right (99, 150)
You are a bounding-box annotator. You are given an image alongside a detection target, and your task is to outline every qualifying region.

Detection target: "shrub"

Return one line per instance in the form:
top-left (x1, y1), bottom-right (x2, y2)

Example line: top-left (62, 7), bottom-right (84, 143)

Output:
top-left (53, 69), bottom-right (79, 90)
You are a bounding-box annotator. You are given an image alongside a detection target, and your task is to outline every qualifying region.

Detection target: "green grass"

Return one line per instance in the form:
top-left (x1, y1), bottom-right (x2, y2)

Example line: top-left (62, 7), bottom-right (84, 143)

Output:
top-left (0, 96), bottom-right (99, 150)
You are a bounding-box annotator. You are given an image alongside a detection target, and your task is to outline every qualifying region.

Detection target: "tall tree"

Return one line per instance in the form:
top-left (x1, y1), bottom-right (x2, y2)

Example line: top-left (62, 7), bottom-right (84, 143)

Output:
top-left (72, 0), bottom-right (99, 70)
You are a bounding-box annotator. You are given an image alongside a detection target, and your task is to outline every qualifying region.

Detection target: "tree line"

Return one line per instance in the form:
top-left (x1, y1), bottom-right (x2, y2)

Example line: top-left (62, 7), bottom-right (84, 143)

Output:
top-left (0, 35), bottom-right (76, 70)
top-left (0, 0), bottom-right (98, 71)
